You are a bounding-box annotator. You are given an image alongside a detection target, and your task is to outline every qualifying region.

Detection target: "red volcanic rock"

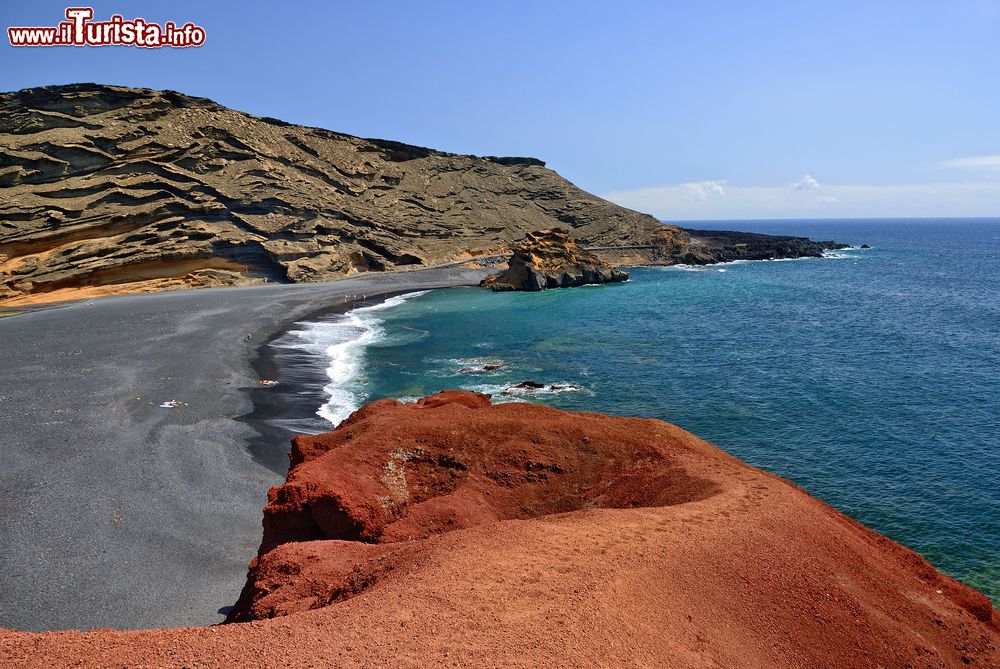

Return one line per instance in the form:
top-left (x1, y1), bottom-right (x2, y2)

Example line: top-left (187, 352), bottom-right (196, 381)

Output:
top-left (254, 390), bottom-right (717, 551)
top-left (229, 389), bottom-right (721, 621)
top-left (1, 391), bottom-right (997, 668)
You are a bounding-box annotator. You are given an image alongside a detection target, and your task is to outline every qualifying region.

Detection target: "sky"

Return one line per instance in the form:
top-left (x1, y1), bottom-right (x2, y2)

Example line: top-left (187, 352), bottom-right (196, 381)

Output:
top-left (2, 1), bottom-right (998, 220)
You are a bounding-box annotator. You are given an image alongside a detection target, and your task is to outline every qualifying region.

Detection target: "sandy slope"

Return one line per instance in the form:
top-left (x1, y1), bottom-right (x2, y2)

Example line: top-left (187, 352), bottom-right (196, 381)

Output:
top-left (2, 392), bottom-right (995, 668)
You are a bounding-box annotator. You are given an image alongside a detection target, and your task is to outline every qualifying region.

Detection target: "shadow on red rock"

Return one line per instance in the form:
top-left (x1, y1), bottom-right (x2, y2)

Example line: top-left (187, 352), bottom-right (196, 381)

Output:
top-left (228, 390), bottom-right (721, 621)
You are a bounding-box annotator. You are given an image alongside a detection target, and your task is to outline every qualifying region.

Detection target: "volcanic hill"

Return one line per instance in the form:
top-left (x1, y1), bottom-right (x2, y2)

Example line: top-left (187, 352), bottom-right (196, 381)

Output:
top-left (1, 391), bottom-right (995, 668)
top-left (0, 84), bottom-right (842, 306)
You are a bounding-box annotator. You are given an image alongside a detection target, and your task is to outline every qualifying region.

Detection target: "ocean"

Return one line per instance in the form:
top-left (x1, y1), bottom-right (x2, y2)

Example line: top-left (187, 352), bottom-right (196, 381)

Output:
top-left (267, 218), bottom-right (1000, 602)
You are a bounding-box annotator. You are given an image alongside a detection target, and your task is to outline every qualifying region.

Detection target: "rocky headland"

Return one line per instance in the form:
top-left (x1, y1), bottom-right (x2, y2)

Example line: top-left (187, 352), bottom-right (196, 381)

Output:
top-left (481, 227), bottom-right (628, 290)
top-left (2, 391), bottom-right (995, 667)
top-left (1, 84), bottom-right (845, 306)
top-left (672, 227), bottom-right (849, 264)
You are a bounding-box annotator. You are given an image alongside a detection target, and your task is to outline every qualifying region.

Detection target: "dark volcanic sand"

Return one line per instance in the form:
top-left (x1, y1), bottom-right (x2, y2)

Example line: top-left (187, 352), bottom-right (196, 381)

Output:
top-left (0, 391), bottom-right (995, 668)
top-left (0, 267), bottom-right (485, 632)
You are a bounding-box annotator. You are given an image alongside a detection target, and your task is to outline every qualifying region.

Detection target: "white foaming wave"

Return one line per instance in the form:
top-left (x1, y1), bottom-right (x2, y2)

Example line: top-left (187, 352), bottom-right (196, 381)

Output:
top-left (431, 356), bottom-right (508, 377)
top-left (460, 383), bottom-right (528, 404)
top-left (655, 253), bottom-right (854, 271)
top-left (445, 356), bottom-right (505, 367)
top-left (653, 263), bottom-right (726, 272)
top-left (287, 291), bottom-right (429, 427)
top-left (460, 381), bottom-right (592, 403)
top-left (823, 247), bottom-right (866, 259)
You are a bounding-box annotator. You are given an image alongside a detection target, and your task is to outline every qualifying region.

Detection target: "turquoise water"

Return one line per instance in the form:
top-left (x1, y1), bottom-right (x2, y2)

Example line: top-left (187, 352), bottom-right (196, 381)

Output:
top-left (301, 219), bottom-right (1000, 601)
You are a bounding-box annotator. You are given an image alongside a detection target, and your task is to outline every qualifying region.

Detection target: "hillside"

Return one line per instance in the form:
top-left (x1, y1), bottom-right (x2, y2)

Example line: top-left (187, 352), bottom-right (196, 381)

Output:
top-left (0, 83), bottom-right (663, 305)
top-left (0, 84), bottom-right (847, 306)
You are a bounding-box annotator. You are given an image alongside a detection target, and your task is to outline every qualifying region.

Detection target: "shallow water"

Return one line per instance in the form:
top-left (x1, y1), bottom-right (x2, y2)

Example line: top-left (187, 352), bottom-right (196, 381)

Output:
top-left (289, 218), bottom-right (1000, 601)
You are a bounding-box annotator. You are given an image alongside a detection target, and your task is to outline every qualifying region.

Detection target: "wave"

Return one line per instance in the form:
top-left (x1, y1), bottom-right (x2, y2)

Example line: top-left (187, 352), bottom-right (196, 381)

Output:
top-left (283, 291), bottom-right (428, 427)
top-left (425, 356), bottom-right (510, 378)
top-left (822, 247), bottom-right (867, 259)
top-left (461, 381), bottom-right (592, 403)
top-left (655, 251), bottom-right (865, 271)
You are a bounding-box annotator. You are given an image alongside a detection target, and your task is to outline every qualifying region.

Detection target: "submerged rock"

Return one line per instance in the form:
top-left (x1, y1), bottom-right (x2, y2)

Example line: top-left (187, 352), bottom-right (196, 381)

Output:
top-left (481, 228), bottom-right (629, 291)
top-left (458, 363), bottom-right (504, 374)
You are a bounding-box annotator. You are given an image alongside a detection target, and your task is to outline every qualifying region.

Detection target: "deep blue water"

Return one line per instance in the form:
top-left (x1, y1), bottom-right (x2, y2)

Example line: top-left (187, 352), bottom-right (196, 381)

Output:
top-left (297, 219), bottom-right (1000, 601)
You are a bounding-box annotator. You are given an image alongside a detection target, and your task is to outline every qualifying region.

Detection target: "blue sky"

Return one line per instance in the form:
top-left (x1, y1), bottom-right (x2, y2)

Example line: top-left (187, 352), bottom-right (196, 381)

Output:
top-left (2, 1), bottom-right (998, 220)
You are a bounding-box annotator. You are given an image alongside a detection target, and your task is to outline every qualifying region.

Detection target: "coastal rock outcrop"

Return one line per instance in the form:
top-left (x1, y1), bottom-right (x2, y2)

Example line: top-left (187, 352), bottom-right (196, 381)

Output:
top-left (637, 226), bottom-right (850, 266)
top-left (481, 228), bottom-right (628, 291)
top-left (0, 390), bottom-right (996, 667)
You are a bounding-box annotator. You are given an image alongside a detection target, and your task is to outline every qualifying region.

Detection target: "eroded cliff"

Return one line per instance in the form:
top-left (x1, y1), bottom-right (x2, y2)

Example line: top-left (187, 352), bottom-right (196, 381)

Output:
top-left (481, 227), bottom-right (629, 290)
top-left (0, 84), bottom-right (847, 307)
top-left (0, 84), bottom-right (661, 305)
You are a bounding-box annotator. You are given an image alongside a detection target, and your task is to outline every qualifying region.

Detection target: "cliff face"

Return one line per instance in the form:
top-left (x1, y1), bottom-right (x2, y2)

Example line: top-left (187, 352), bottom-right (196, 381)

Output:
top-left (0, 84), bottom-right (661, 305)
top-left (1, 391), bottom-right (996, 667)
top-left (481, 227), bottom-right (629, 290)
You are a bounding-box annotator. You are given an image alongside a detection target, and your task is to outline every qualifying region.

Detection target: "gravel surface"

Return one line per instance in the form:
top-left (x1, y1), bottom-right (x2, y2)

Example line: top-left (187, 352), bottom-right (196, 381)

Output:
top-left (0, 268), bottom-right (485, 632)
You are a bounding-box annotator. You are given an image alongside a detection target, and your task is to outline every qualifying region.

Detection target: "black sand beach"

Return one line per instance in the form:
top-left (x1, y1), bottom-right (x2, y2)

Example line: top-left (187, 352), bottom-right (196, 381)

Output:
top-left (0, 267), bottom-right (486, 632)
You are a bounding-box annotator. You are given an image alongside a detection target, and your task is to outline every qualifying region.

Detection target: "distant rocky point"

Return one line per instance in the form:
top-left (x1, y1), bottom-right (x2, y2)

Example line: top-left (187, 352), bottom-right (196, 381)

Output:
top-left (481, 227), bottom-right (628, 291)
top-left (0, 84), bottom-right (847, 306)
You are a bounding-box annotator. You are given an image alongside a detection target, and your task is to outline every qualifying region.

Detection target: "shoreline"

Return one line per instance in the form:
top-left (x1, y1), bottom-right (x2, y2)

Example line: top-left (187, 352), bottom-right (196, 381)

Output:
top-left (240, 289), bottom-right (422, 474)
top-left (0, 266), bottom-right (487, 633)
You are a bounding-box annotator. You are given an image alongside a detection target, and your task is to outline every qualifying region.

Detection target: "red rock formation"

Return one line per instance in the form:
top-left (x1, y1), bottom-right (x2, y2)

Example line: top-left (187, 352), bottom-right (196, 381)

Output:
top-left (229, 390), bottom-right (721, 621)
top-left (1, 391), bottom-right (996, 668)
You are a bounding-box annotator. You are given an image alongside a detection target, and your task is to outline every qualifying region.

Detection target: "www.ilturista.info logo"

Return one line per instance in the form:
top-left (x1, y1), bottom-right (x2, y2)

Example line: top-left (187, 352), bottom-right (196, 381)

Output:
top-left (8, 7), bottom-right (205, 48)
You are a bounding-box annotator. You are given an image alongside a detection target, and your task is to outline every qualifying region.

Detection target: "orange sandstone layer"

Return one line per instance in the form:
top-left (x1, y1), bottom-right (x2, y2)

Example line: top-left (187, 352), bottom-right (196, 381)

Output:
top-left (1, 391), bottom-right (996, 668)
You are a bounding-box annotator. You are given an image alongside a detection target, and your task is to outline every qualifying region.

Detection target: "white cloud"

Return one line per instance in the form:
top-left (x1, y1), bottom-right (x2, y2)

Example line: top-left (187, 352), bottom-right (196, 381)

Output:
top-left (680, 180), bottom-right (727, 201)
top-left (601, 180), bottom-right (1000, 220)
top-left (941, 154), bottom-right (1000, 170)
top-left (790, 174), bottom-right (821, 190)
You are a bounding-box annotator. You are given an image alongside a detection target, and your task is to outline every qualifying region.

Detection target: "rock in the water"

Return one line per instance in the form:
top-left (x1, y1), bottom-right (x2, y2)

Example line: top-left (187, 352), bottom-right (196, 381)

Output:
top-left (481, 228), bottom-right (629, 291)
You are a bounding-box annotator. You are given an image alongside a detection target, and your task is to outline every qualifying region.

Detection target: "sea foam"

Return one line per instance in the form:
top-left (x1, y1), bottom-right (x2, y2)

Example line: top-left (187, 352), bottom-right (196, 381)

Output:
top-left (286, 292), bottom-right (427, 427)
